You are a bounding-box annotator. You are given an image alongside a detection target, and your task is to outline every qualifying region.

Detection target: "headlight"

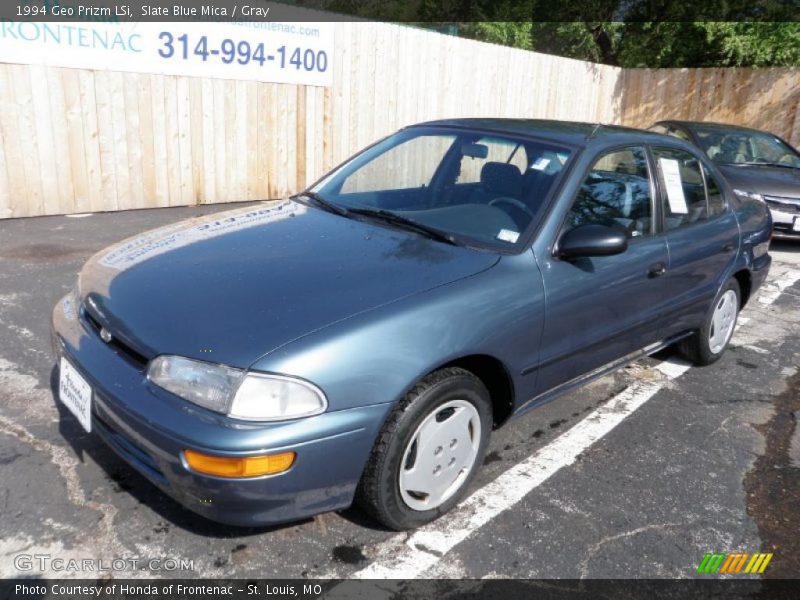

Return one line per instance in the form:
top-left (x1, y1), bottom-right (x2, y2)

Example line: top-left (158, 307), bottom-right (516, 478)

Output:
top-left (147, 356), bottom-right (326, 421)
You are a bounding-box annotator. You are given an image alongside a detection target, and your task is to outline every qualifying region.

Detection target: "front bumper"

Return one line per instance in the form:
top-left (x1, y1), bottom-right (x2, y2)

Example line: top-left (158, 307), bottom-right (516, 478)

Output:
top-left (51, 295), bottom-right (392, 527)
top-left (768, 206), bottom-right (800, 238)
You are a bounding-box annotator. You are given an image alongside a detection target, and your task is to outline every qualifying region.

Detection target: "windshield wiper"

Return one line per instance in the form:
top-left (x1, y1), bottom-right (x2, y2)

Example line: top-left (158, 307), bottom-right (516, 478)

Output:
top-left (349, 208), bottom-right (460, 246)
top-left (293, 191), bottom-right (351, 217)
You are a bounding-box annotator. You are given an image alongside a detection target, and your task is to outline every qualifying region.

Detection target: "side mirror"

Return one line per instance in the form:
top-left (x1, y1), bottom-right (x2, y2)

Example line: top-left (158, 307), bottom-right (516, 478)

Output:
top-left (558, 223), bottom-right (628, 258)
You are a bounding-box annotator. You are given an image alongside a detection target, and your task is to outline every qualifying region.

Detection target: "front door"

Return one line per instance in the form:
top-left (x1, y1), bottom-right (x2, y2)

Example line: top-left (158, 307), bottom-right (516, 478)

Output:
top-left (536, 146), bottom-right (671, 394)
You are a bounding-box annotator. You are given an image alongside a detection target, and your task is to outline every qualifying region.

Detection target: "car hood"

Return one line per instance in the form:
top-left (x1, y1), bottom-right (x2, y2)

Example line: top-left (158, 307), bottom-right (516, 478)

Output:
top-left (717, 164), bottom-right (800, 198)
top-left (78, 201), bottom-right (499, 368)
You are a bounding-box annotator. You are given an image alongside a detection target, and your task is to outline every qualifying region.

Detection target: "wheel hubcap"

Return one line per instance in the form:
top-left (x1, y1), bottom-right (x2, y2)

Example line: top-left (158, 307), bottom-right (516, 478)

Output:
top-left (399, 400), bottom-right (481, 511)
top-left (708, 290), bottom-right (737, 354)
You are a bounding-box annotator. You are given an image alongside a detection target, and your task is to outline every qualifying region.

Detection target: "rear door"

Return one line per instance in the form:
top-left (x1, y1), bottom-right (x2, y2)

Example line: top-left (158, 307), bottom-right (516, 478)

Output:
top-left (650, 146), bottom-right (740, 337)
top-left (535, 146), bottom-right (671, 394)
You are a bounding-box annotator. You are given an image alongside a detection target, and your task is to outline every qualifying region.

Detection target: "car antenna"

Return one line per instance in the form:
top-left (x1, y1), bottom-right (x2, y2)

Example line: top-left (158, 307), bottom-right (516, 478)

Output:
top-left (587, 123), bottom-right (604, 140)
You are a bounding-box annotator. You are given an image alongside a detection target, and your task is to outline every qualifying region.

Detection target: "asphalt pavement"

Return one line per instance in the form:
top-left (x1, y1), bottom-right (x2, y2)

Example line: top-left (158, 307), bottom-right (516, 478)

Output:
top-left (0, 201), bottom-right (798, 580)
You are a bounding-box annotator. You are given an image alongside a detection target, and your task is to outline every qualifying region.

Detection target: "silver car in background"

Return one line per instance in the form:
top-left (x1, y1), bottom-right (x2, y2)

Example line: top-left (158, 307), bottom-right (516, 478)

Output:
top-left (650, 120), bottom-right (800, 238)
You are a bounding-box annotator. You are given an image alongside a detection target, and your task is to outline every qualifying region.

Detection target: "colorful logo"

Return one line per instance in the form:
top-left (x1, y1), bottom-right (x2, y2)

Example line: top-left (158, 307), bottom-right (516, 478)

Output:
top-left (696, 552), bottom-right (773, 575)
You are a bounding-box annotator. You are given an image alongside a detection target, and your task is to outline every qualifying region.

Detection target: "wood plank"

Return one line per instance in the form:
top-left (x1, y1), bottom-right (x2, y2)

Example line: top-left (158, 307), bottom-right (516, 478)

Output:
top-left (123, 73), bottom-right (144, 209)
top-left (0, 66), bottom-right (26, 217)
top-left (256, 83), bottom-right (270, 198)
top-left (137, 73), bottom-right (156, 209)
top-left (176, 76), bottom-right (195, 206)
top-left (150, 74), bottom-right (169, 207)
top-left (92, 70), bottom-right (119, 211)
top-left (245, 81), bottom-right (259, 198)
top-left (10, 65), bottom-right (45, 217)
top-left (77, 70), bottom-right (104, 214)
top-left (200, 77), bottom-right (216, 204)
top-left (296, 85), bottom-right (306, 189)
top-left (108, 71), bottom-right (131, 210)
top-left (234, 80), bottom-right (248, 201)
top-left (189, 77), bottom-right (205, 204)
top-left (223, 79), bottom-right (237, 201)
top-left (162, 75), bottom-right (181, 206)
top-left (30, 65), bottom-right (62, 215)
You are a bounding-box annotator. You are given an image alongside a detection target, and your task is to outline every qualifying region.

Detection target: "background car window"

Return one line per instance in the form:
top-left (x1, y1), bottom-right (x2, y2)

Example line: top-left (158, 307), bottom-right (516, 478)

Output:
top-left (697, 128), bottom-right (800, 167)
top-left (748, 134), bottom-right (800, 166)
top-left (653, 147), bottom-right (708, 230)
top-left (703, 165), bottom-right (726, 217)
top-left (567, 147), bottom-right (653, 238)
top-left (649, 124), bottom-right (691, 142)
top-left (341, 135), bottom-right (455, 193)
top-left (668, 127), bottom-right (691, 142)
top-left (457, 136), bottom-right (528, 183)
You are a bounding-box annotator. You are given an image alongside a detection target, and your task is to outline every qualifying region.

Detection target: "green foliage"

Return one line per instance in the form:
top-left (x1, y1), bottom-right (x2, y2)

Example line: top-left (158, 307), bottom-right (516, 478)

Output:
top-left (459, 22), bottom-right (534, 50)
top-left (302, 0), bottom-right (799, 67)
top-left (476, 22), bottom-right (800, 68)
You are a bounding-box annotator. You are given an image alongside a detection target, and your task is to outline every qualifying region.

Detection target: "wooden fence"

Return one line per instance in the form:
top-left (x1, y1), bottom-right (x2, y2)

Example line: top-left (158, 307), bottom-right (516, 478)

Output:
top-left (0, 22), bottom-right (798, 220)
top-left (620, 67), bottom-right (800, 147)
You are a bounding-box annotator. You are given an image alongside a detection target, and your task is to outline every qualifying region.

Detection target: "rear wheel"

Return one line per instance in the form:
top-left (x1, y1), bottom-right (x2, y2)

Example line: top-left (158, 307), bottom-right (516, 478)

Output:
top-left (356, 367), bottom-right (492, 530)
top-left (678, 278), bottom-right (740, 366)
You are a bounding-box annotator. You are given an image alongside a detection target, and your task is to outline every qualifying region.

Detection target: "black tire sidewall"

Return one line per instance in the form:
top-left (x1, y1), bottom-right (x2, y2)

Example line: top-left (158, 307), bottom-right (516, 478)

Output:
top-left (376, 372), bottom-right (492, 530)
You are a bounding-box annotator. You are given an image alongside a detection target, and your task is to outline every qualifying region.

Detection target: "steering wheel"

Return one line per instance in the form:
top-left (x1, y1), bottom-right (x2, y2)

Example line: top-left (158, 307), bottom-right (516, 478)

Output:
top-left (488, 197), bottom-right (537, 220)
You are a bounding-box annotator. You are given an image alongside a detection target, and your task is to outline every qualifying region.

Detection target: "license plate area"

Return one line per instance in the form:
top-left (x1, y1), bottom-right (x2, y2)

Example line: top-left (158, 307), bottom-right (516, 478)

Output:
top-left (59, 357), bottom-right (92, 433)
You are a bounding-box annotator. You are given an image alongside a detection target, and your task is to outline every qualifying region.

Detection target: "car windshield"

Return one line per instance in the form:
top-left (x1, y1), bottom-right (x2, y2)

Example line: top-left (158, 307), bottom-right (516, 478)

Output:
top-left (309, 128), bottom-right (572, 249)
top-left (694, 126), bottom-right (800, 168)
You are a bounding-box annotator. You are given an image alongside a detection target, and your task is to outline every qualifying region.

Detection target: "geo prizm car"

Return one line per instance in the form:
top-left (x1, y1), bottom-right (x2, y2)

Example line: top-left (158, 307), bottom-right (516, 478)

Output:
top-left (53, 119), bottom-right (772, 530)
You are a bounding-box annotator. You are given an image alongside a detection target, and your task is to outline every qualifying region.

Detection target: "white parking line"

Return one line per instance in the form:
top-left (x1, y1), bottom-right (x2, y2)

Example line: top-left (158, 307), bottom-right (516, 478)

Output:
top-left (344, 263), bottom-right (800, 580)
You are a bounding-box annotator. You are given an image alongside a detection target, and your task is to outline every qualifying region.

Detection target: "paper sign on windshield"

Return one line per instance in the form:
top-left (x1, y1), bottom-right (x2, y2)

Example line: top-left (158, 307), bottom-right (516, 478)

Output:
top-left (659, 158), bottom-right (688, 214)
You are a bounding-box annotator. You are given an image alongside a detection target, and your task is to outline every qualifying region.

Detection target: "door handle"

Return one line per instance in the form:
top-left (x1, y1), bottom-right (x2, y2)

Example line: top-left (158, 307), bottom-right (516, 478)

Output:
top-left (648, 262), bottom-right (667, 278)
top-left (722, 242), bottom-right (735, 252)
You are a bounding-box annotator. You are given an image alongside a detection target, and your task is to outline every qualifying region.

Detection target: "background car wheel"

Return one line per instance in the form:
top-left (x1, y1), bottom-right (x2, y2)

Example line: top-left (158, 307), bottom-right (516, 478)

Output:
top-left (356, 367), bottom-right (492, 531)
top-left (678, 278), bottom-right (740, 366)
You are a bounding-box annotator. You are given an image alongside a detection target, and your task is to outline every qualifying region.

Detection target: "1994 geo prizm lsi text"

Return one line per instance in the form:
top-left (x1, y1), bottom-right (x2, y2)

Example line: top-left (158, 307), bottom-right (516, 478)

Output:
top-left (52, 119), bottom-right (772, 530)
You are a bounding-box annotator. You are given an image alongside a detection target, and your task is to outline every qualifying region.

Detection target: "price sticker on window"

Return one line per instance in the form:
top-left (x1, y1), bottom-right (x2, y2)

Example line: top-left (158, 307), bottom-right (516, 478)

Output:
top-left (658, 158), bottom-right (688, 214)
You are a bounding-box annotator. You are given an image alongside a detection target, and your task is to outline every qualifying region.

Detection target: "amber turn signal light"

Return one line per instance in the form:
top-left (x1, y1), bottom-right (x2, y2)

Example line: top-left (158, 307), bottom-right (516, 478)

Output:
top-left (184, 449), bottom-right (296, 478)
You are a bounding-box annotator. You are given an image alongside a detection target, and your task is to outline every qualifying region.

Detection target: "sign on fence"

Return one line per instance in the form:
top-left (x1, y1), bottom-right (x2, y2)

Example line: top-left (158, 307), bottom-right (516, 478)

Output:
top-left (0, 21), bottom-right (334, 86)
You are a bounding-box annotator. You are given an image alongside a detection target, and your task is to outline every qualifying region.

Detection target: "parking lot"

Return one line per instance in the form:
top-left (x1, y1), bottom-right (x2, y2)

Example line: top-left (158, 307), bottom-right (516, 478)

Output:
top-left (1, 201), bottom-right (799, 580)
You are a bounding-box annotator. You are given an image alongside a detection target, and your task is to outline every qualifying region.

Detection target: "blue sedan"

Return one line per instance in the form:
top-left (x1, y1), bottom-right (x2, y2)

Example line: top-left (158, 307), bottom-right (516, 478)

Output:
top-left (52, 119), bottom-right (772, 530)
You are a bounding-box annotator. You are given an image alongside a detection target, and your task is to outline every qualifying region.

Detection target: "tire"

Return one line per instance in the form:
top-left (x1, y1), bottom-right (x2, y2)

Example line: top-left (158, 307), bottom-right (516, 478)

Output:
top-left (356, 367), bottom-right (492, 531)
top-left (678, 278), bottom-right (740, 366)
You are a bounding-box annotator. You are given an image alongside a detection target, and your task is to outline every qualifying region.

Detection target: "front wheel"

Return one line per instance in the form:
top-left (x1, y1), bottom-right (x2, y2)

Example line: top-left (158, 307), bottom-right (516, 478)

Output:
top-left (356, 367), bottom-right (492, 530)
top-left (678, 278), bottom-right (740, 366)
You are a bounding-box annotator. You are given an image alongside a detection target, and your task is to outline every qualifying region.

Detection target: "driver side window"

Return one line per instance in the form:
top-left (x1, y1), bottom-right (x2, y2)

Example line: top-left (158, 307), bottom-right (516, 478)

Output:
top-left (567, 147), bottom-right (654, 239)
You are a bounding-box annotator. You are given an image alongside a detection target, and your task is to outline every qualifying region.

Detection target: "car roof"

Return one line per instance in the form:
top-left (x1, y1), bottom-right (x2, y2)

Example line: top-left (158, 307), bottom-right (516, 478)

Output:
top-left (656, 120), bottom-right (775, 136)
top-left (407, 118), bottom-right (673, 149)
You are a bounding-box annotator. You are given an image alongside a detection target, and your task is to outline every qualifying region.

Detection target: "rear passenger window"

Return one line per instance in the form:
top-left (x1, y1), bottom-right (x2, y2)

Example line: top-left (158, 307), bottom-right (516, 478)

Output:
top-left (704, 165), bottom-right (727, 217)
top-left (653, 148), bottom-right (708, 231)
top-left (567, 147), bottom-right (653, 238)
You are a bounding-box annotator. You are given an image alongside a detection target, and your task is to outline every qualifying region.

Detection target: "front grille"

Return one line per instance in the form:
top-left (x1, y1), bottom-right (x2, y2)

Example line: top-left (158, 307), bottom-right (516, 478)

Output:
top-left (765, 195), bottom-right (800, 215)
top-left (81, 305), bottom-right (149, 368)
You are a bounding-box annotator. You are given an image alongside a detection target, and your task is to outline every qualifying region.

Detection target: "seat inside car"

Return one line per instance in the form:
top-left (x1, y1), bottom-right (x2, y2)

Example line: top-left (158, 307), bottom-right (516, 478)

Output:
top-left (469, 162), bottom-right (524, 205)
